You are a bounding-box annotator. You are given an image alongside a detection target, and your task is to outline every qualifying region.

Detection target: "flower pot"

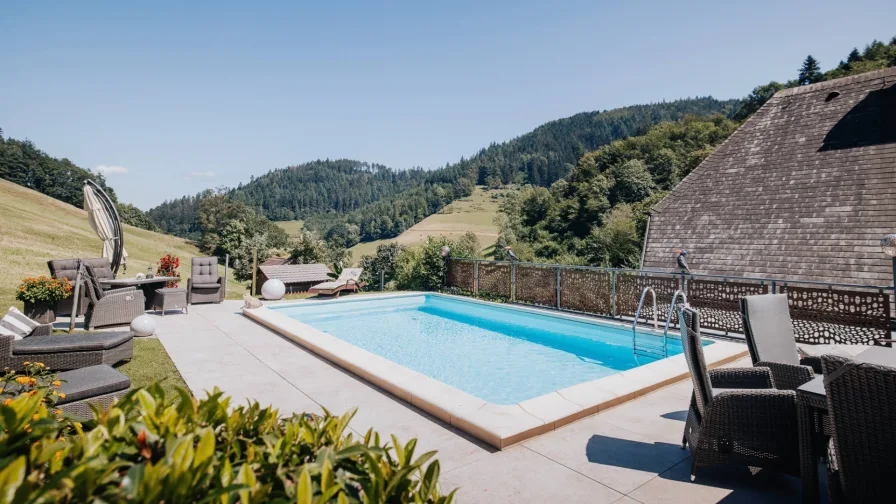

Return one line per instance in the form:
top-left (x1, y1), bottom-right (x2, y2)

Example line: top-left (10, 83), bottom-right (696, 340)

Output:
top-left (23, 301), bottom-right (56, 324)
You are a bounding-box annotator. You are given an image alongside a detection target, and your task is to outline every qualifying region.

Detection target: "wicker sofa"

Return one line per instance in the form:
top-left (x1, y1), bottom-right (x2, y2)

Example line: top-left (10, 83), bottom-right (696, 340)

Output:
top-left (48, 258), bottom-right (116, 316)
top-left (187, 256), bottom-right (226, 304)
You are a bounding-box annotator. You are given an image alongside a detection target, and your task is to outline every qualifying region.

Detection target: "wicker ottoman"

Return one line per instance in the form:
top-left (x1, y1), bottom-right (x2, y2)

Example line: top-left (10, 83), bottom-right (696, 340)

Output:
top-left (153, 287), bottom-right (188, 315)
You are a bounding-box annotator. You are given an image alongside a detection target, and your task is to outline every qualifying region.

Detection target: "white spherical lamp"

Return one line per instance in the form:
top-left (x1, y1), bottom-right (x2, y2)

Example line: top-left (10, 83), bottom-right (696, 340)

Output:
top-left (130, 314), bottom-right (156, 337)
top-left (261, 279), bottom-right (286, 300)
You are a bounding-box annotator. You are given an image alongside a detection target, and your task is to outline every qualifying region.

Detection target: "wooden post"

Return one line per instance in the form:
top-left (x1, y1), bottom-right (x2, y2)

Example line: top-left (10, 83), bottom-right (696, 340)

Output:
top-left (223, 253), bottom-right (229, 299)
top-left (68, 261), bottom-right (82, 333)
top-left (380, 270), bottom-right (385, 291)
top-left (251, 248), bottom-right (258, 296)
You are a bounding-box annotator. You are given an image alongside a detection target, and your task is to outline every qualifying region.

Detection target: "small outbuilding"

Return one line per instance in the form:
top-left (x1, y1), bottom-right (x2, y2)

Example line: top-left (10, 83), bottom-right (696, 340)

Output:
top-left (255, 263), bottom-right (332, 295)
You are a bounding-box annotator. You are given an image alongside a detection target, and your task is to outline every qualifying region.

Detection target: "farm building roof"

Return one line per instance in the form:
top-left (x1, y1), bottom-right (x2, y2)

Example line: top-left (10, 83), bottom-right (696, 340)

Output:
top-left (258, 263), bottom-right (332, 284)
top-left (643, 67), bottom-right (896, 285)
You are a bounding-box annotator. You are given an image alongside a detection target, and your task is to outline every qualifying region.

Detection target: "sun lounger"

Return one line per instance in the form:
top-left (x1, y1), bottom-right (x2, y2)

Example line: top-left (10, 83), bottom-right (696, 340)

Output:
top-left (309, 268), bottom-right (367, 297)
top-left (0, 364), bottom-right (131, 419)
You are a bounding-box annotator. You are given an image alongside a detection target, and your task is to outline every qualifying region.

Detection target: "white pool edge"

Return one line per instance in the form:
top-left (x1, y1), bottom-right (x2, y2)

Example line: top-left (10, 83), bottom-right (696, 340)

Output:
top-left (244, 292), bottom-right (747, 449)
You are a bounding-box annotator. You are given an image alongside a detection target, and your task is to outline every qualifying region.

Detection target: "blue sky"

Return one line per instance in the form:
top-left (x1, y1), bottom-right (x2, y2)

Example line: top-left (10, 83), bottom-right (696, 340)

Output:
top-left (2, 1), bottom-right (894, 210)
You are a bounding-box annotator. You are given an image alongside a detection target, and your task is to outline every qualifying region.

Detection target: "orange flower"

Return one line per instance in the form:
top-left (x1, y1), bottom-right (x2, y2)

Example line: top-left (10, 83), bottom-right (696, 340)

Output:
top-left (32, 413), bottom-right (40, 421)
top-left (54, 409), bottom-right (63, 415)
top-left (28, 390), bottom-right (38, 396)
top-left (51, 381), bottom-right (61, 387)
top-left (58, 393), bottom-right (66, 399)
top-left (2, 398), bottom-right (11, 406)
top-left (15, 377), bottom-right (30, 385)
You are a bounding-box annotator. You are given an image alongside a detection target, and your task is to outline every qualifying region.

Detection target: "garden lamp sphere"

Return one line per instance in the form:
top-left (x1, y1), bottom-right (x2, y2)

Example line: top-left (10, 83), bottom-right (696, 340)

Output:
top-left (441, 246), bottom-right (450, 257)
top-left (880, 234), bottom-right (896, 257)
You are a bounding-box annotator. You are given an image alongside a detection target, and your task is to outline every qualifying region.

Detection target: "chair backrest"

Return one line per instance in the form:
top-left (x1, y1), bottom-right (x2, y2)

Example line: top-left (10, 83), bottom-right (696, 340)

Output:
top-left (339, 268), bottom-right (363, 281)
top-left (83, 264), bottom-right (106, 303)
top-left (740, 294), bottom-right (800, 366)
top-left (48, 258), bottom-right (113, 282)
top-left (191, 257), bottom-right (219, 284)
top-left (822, 354), bottom-right (896, 501)
top-left (680, 307), bottom-right (714, 420)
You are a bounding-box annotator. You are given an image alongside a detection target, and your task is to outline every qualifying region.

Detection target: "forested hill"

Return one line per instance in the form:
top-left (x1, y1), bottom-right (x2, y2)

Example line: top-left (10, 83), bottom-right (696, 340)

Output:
top-left (231, 160), bottom-right (429, 221)
top-left (430, 97), bottom-right (740, 189)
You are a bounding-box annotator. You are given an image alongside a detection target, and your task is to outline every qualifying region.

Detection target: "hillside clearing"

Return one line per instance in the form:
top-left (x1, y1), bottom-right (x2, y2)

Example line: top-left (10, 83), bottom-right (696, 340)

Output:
top-left (275, 219), bottom-right (305, 236)
top-left (348, 186), bottom-right (507, 262)
top-left (0, 179), bottom-right (247, 310)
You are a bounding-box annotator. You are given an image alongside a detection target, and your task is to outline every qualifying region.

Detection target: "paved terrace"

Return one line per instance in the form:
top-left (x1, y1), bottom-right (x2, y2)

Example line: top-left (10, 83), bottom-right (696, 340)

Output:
top-left (150, 300), bottom-right (816, 503)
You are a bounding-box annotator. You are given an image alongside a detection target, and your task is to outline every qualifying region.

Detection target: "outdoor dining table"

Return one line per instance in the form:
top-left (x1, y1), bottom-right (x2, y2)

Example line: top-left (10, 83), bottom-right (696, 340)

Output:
top-left (100, 276), bottom-right (180, 310)
top-left (796, 345), bottom-right (896, 503)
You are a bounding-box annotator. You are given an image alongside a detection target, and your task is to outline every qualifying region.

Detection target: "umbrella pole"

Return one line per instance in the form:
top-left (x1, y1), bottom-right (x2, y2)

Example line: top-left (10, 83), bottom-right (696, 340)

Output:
top-left (69, 261), bottom-right (82, 333)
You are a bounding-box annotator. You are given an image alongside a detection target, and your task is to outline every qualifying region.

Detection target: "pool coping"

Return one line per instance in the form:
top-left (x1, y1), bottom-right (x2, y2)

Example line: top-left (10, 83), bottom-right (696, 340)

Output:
top-left (243, 292), bottom-right (747, 449)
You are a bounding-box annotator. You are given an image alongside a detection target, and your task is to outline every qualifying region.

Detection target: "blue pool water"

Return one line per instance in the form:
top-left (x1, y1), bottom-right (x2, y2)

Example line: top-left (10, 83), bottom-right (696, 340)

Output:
top-left (273, 295), bottom-right (701, 404)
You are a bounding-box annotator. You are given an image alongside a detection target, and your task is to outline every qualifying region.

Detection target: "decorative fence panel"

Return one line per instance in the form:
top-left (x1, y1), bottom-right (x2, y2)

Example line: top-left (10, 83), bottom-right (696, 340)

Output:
top-left (444, 258), bottom-right (893, 345)
top-left (515, 265), bottom-right (557, 307)
top-left (559, 269), bottom-right (613, 316)
top-left (688, 279), bottom-right (770, 334)
top-left (446, 260), bottom-right (475, 292)
top-left (780, 285), bottom-right (891, 346)
top-left (615, 273), bottom-right (680, 323)
top-left (477, 262), bottom-right (511, 298)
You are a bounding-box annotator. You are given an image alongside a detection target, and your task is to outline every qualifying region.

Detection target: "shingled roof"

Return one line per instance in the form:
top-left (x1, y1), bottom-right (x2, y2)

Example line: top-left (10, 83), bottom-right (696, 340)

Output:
top-left (642, 67), bottom-right (896, 285)
top-left (258, 263), bottom-right (332, 284)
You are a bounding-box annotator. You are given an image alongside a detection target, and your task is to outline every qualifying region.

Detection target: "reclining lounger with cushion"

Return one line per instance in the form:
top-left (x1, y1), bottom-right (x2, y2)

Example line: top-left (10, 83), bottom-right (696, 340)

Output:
top-left (1, 331), bottom-right (134, 371)
top-left (0, 364), bottom-right (131, 419)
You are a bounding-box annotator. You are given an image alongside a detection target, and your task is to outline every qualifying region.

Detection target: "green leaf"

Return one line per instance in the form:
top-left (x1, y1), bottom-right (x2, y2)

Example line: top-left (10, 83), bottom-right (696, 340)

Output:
top-left (195, 428), bottom-right (215, 467)
top-left (419, 460), bottom-right (440, 498)
top-left (296, 466), bottom-right (312, 504)
top-left (0, 456), bottom-right (26, 503)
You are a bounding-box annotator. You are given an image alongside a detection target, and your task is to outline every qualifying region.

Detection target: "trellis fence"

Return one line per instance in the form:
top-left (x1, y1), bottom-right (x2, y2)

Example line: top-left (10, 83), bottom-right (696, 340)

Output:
top-left (445, 258), bottom-right (893, 346)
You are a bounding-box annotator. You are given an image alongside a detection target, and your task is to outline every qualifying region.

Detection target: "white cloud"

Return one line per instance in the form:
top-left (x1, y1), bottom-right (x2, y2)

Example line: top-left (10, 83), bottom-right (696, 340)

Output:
top-left (95, 165), bottom-right (128, 175)
top-left (188, 171), bottom-right (216, 178)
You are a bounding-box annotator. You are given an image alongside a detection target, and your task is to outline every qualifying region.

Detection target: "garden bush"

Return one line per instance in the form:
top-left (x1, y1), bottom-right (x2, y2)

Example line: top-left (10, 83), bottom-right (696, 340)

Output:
top-left (0, 366), bottom-right (456, 503)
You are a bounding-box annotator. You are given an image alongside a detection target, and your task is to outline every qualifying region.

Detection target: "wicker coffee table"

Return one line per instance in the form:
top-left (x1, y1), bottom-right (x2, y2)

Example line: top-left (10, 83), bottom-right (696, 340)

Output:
top-left (153, 287), bottom-right (188, 315)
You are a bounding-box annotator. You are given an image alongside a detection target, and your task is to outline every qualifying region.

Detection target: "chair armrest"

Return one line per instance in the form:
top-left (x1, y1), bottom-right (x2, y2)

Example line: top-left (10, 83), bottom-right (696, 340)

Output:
top-left (798, 355), bottom-right (823, 375)
top-left (97, 289), bottom-right (145, 308)
top-left (709, 367), bottom-right (774, 389)
top-left (106, 286), bottom-right (137, 294)
top-left (29, 324), bottom-right (54, 337)
top-left (756, 360), bottom-right (815, 390)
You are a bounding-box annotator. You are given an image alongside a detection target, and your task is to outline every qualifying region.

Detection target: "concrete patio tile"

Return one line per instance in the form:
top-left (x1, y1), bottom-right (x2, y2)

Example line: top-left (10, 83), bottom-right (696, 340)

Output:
top-left (440, 446), bottom-right (624, 503)
top-left (628, 458), bottom-right (803, 504)
top-left (613, 497), bottom-right (643, 504)
top-left (596, 387), bottom-right (692, 445)
top-left (524, 416), bottom-right (689, 495)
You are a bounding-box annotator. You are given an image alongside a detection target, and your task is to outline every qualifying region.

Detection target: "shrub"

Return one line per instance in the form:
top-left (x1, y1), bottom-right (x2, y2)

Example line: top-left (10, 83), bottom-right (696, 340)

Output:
top-left (15, 276), bottom-right (72, 304)
top-left (0, 379), bottom-right (456, 503)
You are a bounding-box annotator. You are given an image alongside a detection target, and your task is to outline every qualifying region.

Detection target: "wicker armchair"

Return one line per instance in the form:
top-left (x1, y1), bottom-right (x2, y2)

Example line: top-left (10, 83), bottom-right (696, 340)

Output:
top-left (83, 264), bottom-right (145, 330)
top-left (821, 354), bottom-right (896, 503)
top-left (740, 294), bottom-right (818, 390)
top-left (187, 256), bottom-right (226, 304)
top-left (48, 258), bottom-right (115, 316)
top-left (679, 306), bottom-right (800, 481)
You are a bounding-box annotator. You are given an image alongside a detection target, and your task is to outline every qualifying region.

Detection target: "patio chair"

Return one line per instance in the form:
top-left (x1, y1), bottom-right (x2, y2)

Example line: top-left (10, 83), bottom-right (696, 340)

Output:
top-left (309, 268), bottom-right (367, 297)
top-left (83, 264), bottom-right (145, 330)
top-left (740, 294), bottom-right (819, 390)
top-left (48, 258), bottom-right (115, 316)
top-left (821, 354), bottom-right (896, 503)
top-left (187, 257), bottom-right (226, 304)
top-left (0, 364), bottom-right (131, 419)
top-left (679, 306), bottom-right (800, 481)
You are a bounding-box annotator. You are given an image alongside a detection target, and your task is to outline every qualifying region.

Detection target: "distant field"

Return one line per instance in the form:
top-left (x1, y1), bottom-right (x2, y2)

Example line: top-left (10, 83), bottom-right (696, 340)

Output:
top-left (275, 220), bottom-right (304, 236)
top-left (348, 186), bottom-right (507, 262)
top-left (0, 179), bottom-right (247, 310)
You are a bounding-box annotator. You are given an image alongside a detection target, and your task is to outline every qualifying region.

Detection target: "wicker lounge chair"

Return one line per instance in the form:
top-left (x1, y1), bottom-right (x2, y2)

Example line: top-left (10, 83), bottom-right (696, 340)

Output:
top-left (0, 364), bottom-right (131, 419)
top-left (679, 306), bottom-right (800, 481)
top-left (821, 354), bottom-right (896, 503)
top-left (187, 257), bottom-right (226, 304)
top-left (83, 264), bottom-right (145, 330)
top-left (48, 258), bottom-right (115, 316)
top-left (740, 294), bottom-right (820, 390)
top-left (1, 329), bottom-right (133, 371)
top-left (309, 268), bottom-right (366, 297)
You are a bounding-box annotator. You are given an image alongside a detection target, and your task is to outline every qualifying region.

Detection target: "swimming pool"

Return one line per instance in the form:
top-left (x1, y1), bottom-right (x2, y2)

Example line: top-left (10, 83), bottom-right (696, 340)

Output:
top-left (271, 294), bottom-right (700, 404)
top-left (246, 293), bottom-right (744, 449)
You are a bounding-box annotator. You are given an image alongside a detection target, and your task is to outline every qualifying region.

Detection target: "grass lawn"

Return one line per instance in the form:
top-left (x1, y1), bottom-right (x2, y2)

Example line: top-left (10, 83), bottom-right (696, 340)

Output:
top-left (347, 186), bottom-right (509, 263)
top-left (116, 338), bottom-right (189, 397)
top-left (275, 220), bottom-right (305, 236)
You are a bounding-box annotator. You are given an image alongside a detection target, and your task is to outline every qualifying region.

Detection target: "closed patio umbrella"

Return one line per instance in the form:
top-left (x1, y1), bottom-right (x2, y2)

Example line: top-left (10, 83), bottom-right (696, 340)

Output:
top-left (83, 180), bottom-right (127, 274)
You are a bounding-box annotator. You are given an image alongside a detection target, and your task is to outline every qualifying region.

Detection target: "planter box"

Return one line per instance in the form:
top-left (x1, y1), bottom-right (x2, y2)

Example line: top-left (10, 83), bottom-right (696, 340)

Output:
top-left (23, 301), bottom-right (56, 324)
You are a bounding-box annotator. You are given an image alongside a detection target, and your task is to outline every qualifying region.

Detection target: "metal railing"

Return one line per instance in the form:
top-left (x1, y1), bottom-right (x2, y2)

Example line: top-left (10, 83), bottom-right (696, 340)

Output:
top-left (445, 258), bottom-right (893, 346)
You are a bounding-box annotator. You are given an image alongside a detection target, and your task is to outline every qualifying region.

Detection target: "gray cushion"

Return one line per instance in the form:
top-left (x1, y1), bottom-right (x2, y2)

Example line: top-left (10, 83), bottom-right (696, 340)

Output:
top-left (48, 258), bottom-right (113, 282)
top-left (13, 331), bottom-right (133, 354)
top-left (191, 282), bottom-right (221, 289)
top-left (156, 287), bottom-right (187, 294)
top-left (741, 294), bottom-right (800, 366)
top-left (191, 257), bottom-right (219, 284)
top-left (56, 365), bottom-right (130, 404)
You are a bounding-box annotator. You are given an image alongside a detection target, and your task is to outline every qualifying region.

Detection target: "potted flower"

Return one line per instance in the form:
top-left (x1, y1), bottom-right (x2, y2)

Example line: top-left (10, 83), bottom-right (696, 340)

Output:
top-left (16, 276), bottom-right (72, 323)
top-left (156, 253), bottom-right (181, 287)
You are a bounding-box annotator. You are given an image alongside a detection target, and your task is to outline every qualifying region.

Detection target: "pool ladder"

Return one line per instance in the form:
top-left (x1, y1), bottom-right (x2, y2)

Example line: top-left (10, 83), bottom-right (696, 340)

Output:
top-left (632, 288), bottom-right (688, 359)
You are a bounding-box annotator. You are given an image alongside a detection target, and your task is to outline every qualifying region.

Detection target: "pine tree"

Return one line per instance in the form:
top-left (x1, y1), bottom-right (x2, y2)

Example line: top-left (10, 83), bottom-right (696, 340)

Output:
top-left (798, 55), bottom-right (823, 85)
top-left (847, 48), bottom-right (861, 63)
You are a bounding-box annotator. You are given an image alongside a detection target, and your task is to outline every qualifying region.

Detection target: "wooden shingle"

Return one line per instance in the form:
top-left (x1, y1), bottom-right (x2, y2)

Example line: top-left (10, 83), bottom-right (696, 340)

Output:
top-left (642, 67), bottom-right (896, 286)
